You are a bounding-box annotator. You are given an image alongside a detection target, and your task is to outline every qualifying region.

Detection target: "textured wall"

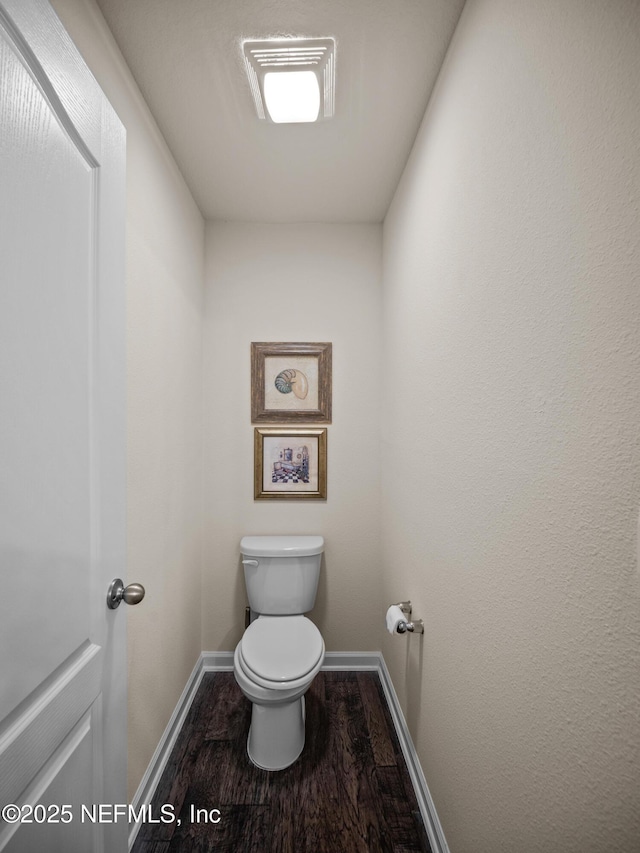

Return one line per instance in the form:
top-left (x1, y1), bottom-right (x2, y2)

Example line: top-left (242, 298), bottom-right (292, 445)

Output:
top-left (49, 0), bottom-right (206, 800)
top-left (381, 0), bottom-right (640, 851)
top-left (202, 223), bottom-right (383, 653)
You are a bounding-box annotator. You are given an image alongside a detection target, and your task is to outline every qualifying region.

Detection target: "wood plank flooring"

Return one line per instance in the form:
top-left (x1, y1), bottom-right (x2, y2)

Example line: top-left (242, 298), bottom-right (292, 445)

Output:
top-left (132, 671), bottom-right (431, 853)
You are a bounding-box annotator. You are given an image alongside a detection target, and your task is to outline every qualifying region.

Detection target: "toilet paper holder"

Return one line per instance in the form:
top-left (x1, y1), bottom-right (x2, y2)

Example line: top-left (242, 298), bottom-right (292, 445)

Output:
top-left (395, 601), bottom-right (424, 635)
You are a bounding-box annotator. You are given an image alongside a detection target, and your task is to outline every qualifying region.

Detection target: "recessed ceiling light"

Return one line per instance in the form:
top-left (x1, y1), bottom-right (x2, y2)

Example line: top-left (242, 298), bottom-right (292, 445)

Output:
top-left (263, 70), bottom-right (320, 123)
top-left (243, 38), bottom-right (336, 124)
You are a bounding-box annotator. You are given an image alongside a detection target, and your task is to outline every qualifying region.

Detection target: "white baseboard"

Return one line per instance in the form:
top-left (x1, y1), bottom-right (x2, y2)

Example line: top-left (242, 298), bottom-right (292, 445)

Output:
top-left (201, 650), bottom-right (234, 670)
top-left (320, 650), bottom-right (381, 670)
top-left (375, 655), bottom-right (450, 853)
top-left (129, 651), bottom-right (448, 853)
top-left (127, 655), bottom-right (205, 849)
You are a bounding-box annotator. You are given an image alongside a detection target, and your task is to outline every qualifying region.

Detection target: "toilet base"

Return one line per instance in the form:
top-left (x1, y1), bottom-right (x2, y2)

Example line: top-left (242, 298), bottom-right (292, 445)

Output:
top-left (247, 695), bottom-right (306, 771)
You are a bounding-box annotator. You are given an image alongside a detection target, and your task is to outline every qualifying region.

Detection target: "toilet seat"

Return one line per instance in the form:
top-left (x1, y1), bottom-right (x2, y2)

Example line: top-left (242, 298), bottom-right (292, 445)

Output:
top-left (239, 615), bottom-right (324, 689)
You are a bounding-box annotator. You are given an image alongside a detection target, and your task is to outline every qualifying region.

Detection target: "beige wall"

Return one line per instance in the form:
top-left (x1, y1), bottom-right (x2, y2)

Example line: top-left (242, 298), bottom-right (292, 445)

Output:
top-left (202, 222), bottom-right (383, 652)
top-left (49, 0), bottom-right (205, 799)
top-left (381, 0), bottom-right (640, 851)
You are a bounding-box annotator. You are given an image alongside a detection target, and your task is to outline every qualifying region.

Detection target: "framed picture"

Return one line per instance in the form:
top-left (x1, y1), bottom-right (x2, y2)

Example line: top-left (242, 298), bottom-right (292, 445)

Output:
top-left (251, 342), bottom-right (332, 424)
top-left (254, 428), bottom-right (327, 500)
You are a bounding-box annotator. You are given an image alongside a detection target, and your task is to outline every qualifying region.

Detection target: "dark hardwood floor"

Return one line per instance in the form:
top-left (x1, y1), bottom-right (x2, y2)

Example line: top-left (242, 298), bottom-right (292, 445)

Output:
top-left (131, 671), bottom-right (432, 853)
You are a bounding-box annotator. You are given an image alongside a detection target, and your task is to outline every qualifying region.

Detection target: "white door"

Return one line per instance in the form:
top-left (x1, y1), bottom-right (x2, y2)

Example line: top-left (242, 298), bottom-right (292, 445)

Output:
top-left (0, 1), bottom-right (127, 851)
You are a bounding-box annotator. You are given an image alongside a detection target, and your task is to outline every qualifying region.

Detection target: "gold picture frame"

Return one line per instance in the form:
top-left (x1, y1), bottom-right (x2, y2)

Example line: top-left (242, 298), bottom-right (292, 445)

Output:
top-left (251, 342), bottom-right (332, 424)
top-left (254, 428), bottom-right (327, 500)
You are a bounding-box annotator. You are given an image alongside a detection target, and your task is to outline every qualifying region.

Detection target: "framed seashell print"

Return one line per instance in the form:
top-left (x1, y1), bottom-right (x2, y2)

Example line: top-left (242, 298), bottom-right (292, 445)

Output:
top-left (254, 428), bottom-right (327, 500)
top-left (251, 342), bottom-right (332, 424)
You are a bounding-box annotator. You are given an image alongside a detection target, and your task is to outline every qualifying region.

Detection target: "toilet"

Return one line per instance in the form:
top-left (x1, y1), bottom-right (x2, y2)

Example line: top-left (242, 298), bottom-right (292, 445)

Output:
top-left (233, 535), bottom-right (325, 771)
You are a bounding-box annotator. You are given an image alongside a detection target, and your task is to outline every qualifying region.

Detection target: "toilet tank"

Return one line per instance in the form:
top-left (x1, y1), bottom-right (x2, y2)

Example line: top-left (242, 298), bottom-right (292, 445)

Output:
top-left (240, 535), bottom-right (324, 615)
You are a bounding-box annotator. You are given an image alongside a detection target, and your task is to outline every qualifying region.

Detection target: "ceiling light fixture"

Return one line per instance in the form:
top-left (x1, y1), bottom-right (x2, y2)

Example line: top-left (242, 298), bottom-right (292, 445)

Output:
top-left (243, 38), bottom-right (336, 124)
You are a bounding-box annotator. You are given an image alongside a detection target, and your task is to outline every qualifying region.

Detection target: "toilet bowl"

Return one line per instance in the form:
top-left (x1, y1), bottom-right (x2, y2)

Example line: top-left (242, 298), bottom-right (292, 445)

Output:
top-left (234, 614), bottom-right (324, 770)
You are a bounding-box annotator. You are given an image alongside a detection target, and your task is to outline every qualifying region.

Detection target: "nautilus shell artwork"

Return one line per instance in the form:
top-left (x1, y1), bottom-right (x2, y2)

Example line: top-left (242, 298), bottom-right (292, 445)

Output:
top-left (274, 369), bottom-right (309, 400)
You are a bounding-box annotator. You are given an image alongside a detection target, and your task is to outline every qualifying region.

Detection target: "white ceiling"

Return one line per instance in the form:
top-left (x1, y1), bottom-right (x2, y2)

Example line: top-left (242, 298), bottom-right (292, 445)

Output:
top-left (95, 0), bottom-right (465, 223)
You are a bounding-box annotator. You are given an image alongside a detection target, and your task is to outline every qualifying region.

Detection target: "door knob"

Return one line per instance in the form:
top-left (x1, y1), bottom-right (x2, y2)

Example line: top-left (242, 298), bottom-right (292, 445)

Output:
top-left (107, 578), bottom-right (146, 609)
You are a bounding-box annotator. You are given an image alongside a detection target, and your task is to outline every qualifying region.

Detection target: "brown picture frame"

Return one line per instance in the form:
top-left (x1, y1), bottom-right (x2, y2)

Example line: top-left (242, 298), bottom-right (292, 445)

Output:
top-left (254, 428), bottom-right (327, 500)
top-left (251, 342), bottom-right (332, 424)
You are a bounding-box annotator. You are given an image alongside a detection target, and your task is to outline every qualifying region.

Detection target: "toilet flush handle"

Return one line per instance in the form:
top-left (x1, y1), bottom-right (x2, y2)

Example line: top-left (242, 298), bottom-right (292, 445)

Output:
top-left (242, 559), bottom-right (259, 567)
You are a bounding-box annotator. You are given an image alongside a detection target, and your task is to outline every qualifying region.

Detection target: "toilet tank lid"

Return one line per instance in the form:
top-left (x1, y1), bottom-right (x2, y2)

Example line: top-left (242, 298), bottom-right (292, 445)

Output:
top-left (240, 535), bottom-right (324, 557)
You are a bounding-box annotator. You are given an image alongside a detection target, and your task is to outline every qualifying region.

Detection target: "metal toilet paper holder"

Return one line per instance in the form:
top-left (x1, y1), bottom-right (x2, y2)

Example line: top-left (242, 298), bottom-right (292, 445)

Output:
top-left (395, 601), bottom-right (424, 634)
